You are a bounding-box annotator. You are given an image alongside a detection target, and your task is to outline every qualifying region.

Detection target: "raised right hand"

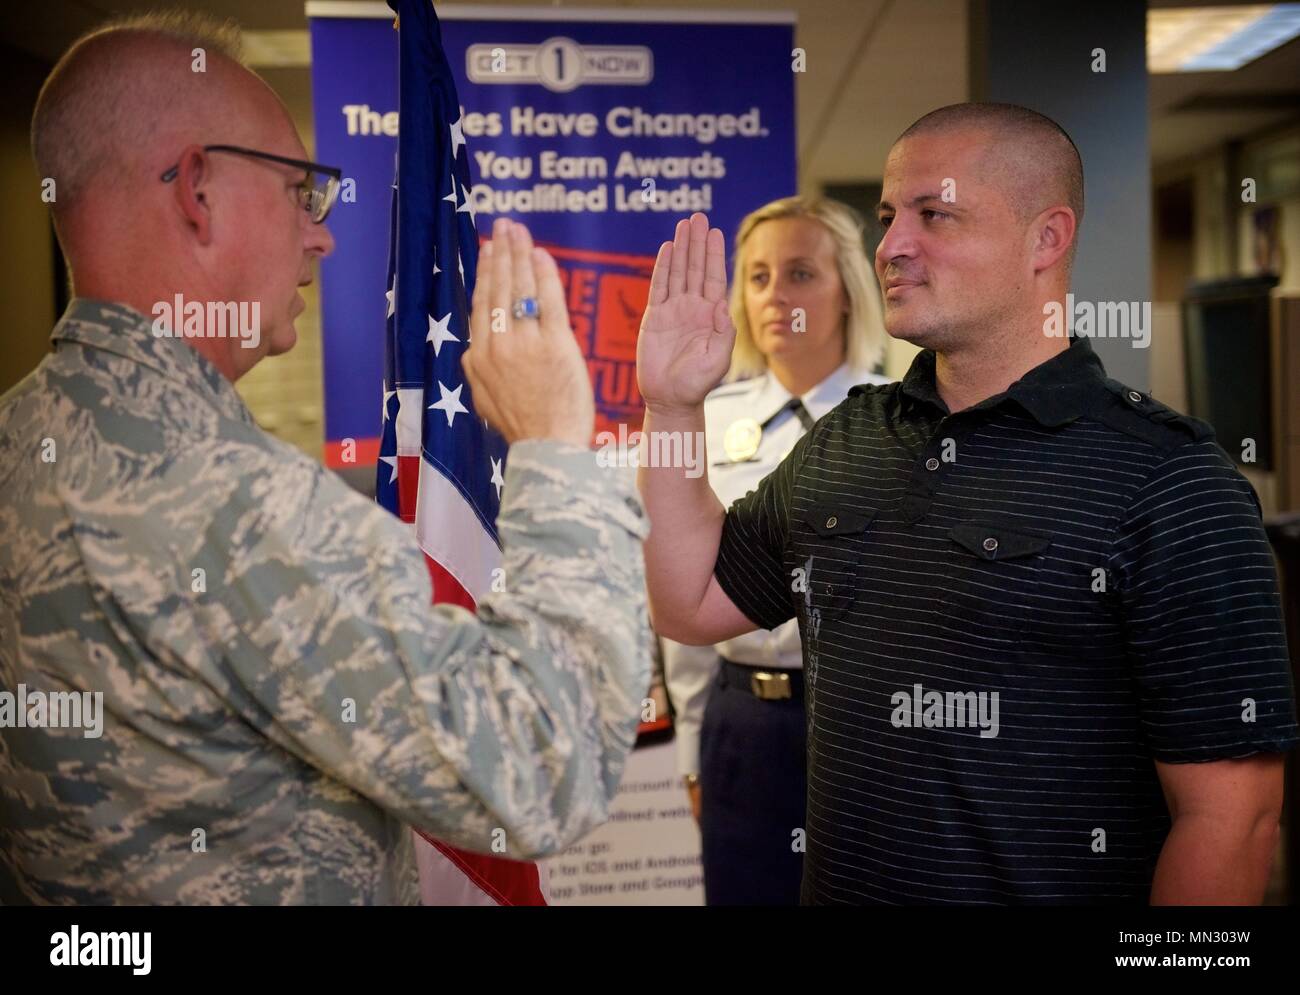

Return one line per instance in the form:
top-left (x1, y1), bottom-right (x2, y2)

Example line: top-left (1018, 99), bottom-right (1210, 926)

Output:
top-left (636, 212), bottom-right (735, 416)
top-left (462, 218), bottom-right (595, 449)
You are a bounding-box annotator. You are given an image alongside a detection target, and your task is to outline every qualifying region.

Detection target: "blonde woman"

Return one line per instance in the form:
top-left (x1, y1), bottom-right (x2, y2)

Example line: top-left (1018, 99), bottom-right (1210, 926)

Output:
top-left (661, 196), bottom-right (890, 905)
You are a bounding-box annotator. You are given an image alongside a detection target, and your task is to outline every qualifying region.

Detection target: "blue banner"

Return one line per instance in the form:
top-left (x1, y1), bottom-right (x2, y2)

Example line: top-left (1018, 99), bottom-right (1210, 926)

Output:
top-left (308, 7), bottom-right (796, 464)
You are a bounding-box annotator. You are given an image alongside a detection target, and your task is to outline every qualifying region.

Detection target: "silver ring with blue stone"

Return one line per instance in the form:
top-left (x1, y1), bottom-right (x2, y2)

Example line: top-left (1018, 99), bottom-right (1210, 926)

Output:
top-left (512, 296), bottom-right (540, 320)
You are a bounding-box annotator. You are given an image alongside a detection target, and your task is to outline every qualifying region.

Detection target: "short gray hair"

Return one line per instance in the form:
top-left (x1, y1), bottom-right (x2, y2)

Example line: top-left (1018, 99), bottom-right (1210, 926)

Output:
top-left (32, 10), bottom-right (244, 216)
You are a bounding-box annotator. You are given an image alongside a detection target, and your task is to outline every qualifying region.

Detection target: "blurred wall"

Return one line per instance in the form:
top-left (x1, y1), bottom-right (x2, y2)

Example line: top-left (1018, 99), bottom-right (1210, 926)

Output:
top-left (0, 44), bottom-right (56, 396)
top-left (970, 0), bottom-right (1151, 391)
top-left (1150, 122), bottom-right (1300, 515)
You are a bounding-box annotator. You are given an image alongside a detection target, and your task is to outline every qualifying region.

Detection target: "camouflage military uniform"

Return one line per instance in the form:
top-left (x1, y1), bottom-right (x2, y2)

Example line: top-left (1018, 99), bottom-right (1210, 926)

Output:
top-left (0, 298), bottom-right (651, 905)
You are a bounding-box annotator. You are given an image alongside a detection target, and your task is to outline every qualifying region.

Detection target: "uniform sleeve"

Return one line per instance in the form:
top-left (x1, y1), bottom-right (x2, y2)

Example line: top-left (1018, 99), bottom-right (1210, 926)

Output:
top-left (1111, 439), bottom-right (1300, 762)
top-left (712, 430), bottom-right (808, 632)
top-left (661, 636), bottom-right (719, 777)
top-left (186, 439), bottom-right (652, 860)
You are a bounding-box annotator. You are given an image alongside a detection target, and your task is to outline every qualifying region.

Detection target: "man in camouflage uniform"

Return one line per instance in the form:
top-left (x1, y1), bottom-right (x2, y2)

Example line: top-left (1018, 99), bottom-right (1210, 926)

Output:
top-left (0, 15), bottom-right (650, 904)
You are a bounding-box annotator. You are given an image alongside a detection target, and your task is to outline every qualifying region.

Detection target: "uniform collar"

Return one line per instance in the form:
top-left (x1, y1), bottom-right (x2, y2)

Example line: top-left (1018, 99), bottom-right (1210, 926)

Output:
top-left (752, 362), bottom-right (882, 424)
top-left (803, 362), bottom-right (885, 420)
top-left (50, 298), bottom-right (256, 426)
top-left (898, 335), bottom-right (1107, 427)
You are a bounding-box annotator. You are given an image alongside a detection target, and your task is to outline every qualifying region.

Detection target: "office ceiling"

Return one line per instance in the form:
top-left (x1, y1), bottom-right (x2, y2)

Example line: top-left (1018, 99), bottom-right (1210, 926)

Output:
top-left (2, 0), bottom-right (1296, 179)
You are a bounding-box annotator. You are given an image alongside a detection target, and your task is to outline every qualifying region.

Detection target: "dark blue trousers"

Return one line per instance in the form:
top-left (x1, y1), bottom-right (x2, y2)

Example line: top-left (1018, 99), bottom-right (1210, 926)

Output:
top-left (699, 660), bottom-right (807, 905)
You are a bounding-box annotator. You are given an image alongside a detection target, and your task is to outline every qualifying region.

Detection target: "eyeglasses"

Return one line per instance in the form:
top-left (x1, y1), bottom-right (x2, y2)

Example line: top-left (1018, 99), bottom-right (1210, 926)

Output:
top-left (160, 144), bottom-right (342, 224)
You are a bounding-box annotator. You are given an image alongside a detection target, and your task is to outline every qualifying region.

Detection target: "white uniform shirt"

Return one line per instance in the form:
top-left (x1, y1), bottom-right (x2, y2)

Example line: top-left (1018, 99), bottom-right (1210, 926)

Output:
top-left (661, 362), bottom-right (891, 776)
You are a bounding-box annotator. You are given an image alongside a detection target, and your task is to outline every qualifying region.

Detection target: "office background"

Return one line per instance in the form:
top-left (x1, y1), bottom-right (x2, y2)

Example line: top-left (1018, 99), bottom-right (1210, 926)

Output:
top-left (2, 0), bottom-right (1298, 902)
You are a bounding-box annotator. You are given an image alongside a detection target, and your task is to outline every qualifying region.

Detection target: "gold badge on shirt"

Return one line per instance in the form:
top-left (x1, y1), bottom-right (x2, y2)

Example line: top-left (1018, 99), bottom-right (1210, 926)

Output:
top-left (723, 417), bottom-right (762, 462)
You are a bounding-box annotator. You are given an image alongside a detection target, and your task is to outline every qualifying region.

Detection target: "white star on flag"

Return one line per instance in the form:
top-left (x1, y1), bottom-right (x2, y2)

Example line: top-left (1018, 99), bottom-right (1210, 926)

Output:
top-left (382, 387), bottom-right (397, 422)
top-left (379, 454), bottom-right (399, 484)
top-left (385, 283), bottom-right (395, 318)
top-left (450, 115), bottom-right (466, 158)
top-left (427, 312), bottom-right (459, 356)
top-left (428, 381), bottom-right (468, 427)
top-left (374, 0), bottom-right (546, 909)
top-left (490, 456), bottom-right (505, 501)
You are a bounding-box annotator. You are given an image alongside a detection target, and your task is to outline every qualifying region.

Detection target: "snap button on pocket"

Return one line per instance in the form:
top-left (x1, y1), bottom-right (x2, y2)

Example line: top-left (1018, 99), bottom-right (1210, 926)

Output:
top-left (805, 503), bottom-right (875, 538)
top-left (798, 503), bottom-right (877, 624)
top-left (944, 521), bottom-right (1051, 644)
top-left (951, 521), bottom-right (1051, 561)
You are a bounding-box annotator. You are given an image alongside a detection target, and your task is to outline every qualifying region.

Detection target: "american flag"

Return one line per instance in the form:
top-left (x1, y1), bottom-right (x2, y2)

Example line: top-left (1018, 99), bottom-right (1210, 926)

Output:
top-left (376, 0), bottom-right (547, 907)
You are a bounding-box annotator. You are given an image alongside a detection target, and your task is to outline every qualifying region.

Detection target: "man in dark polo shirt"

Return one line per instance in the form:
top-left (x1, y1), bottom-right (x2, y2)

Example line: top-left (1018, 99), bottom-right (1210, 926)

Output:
top-left (635, 103), bottom-right (1298, 904)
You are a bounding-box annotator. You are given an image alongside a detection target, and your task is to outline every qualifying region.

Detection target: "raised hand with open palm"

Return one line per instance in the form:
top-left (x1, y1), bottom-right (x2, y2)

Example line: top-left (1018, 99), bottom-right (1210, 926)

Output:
top-left (637, 212), bottom-right (735, 416)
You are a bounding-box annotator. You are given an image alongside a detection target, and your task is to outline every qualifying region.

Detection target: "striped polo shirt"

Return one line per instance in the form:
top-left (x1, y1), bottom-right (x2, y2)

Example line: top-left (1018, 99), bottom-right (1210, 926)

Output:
top-left (712, 334), bottom-right (1299, 904)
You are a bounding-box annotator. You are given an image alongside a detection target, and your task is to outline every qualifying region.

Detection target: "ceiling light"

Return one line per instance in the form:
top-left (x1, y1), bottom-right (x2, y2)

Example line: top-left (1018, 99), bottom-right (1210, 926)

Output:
top-left (1149, 4), bottom-right (1300, 71)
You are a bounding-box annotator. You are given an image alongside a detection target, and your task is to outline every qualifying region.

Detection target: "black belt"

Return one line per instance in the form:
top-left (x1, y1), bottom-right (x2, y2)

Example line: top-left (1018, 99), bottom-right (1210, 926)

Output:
top-left (719, 657), bottom-right (804, 702)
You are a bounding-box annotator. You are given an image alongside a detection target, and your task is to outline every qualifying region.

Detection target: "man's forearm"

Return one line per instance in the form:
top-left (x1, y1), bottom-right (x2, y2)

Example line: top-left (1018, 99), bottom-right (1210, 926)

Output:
top-left (448, 439), bottom-right (653, 857)
top-left (636, 405), bottom-right (725, 640)
top-left (1150, 812), bottom-right (1280, 904)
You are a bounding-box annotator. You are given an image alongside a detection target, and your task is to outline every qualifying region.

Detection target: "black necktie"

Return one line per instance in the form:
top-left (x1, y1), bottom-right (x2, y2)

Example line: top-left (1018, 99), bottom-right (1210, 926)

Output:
top-left (762, 397), bottom-right (814, 432)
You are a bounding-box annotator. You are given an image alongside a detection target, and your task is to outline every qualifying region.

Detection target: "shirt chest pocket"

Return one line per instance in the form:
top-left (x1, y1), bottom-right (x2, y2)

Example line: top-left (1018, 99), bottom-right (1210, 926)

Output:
top-left (792, 502), bottom-right (877, 623)
top-left (944, 520), bottom-right (1052, 643)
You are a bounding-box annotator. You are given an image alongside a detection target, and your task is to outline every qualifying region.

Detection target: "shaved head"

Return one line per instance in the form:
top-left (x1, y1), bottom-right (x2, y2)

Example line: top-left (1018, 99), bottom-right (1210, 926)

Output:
top-left (875, 102), bottom-right (1084, 360)
top-left (897, 103), bottom-right (1084, 259)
